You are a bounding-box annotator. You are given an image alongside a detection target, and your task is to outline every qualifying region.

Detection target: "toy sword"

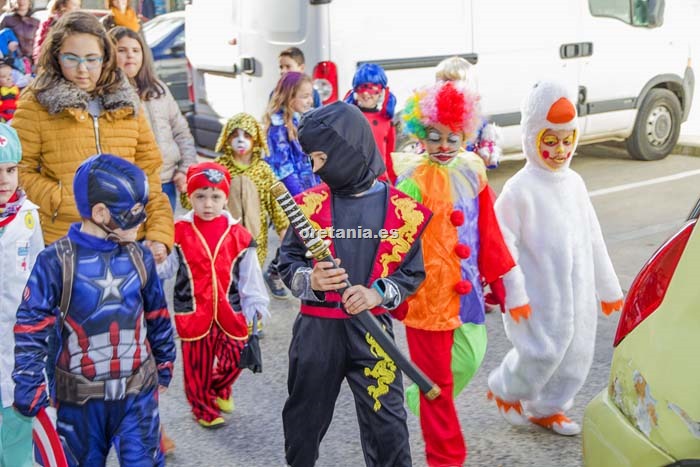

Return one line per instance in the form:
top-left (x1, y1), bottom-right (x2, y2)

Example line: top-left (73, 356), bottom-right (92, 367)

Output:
top-left (272, 182), bottom-right (440, 400)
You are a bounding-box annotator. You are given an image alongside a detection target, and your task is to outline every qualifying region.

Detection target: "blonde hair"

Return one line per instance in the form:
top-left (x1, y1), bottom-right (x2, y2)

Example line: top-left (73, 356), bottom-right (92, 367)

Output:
top-left (262, 72), bottom-right (312, 141)
top-left (435, 56), bottom-right (472, 82)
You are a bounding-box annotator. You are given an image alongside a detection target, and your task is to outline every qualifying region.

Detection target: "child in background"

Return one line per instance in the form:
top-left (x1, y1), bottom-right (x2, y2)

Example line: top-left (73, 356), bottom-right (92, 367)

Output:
top-left (13, 154), bottom-right (175, 466)
top-left (487, 81), bottom-right (623, 436)
top-left (214, 112), bottom-right (289, 267)
top-left (0, 123), bottom-right (42, 467)
top-left (173, 162), bottom-right (269, 428)
top-left (0, 62), bottom-right (19, 121)
top-left (262, 71), bottom-right (319, 298)
top-left (278, 46), bottom-right (321, 108)
top-left (344, 63), bottom-right (397, 183)
top-left (435, 56), bottom-right (503, 170)
top-left (394, 80), bottom-right (515, 467)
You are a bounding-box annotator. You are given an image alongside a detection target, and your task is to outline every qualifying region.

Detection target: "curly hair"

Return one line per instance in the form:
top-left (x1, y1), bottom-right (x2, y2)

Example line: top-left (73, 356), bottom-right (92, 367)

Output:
top-left (30, 11), bottom-right (124, 97)
top-left (402, 81), bottom-right (481, 140)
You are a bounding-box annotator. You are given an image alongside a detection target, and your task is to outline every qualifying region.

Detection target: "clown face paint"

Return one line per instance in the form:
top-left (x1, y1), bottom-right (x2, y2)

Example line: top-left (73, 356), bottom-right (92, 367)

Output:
top-left (229, 129), bottom-right (253, 159)
top-left (422, 123), bottom-right (466, 165)
top-left (538, 129), bottom-right (576, 170)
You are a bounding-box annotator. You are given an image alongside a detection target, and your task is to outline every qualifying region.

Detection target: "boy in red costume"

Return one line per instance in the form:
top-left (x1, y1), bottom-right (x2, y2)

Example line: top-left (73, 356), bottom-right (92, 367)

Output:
top-left (344, 63), bottom-right (397, 183)
top-left (173, 162), bottom-right (269, 428)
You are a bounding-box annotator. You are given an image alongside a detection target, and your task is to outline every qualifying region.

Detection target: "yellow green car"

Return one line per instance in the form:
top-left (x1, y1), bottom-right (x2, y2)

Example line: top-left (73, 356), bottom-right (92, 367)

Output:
top-left (583, 210), bottom-right (700, 466)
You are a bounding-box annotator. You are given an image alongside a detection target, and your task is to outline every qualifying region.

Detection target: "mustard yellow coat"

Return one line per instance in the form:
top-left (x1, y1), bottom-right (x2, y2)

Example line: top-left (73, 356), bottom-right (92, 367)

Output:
top-left (13, 78), bottom-right (174, 249)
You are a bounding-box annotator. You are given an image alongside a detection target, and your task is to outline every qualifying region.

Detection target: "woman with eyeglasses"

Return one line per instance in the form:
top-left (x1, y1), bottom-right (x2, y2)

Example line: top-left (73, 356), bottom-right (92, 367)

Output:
top-left (13, 11), bottom-right (173, 256)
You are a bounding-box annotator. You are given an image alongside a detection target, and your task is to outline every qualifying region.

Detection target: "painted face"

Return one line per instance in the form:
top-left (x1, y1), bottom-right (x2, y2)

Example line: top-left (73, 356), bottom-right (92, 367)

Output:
top-left (0, 66), bottom-right (13, 87)
top-left (0, 162), bottom-right (18, 205)
top-left (279, 56), bottom-right (304, 74)
top-left (308, 151), bottom-right (327, 173)
top-left (538, 128), bottom-right (576, 170)
top-left (115, 36), bottom-right (143, 79)
top-left (291, 81), bottom-right (313, 114)
top-left (229, 128), bottom-right (253, 156)
top-left (355, 83), bottom-right (382, 110)
top-left (59, 33), bottom-right (103, 92)
top-left (190, 187), bottom-right (227, 221)
top-left (422, 123), bottom-right (466, 165)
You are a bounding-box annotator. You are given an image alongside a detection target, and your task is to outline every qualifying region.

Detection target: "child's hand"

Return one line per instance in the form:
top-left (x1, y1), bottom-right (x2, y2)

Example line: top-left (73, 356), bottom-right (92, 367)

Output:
top-left (173, 172), bottom-right (187, 193)
top-left (342, 285), bottom-right (382, 315)
top-left (310, 259), bottom-right (347, 292)
top-left (158, 385), bottom-right (167, 394)
top-left (145, 240), bottom-right (168, 264)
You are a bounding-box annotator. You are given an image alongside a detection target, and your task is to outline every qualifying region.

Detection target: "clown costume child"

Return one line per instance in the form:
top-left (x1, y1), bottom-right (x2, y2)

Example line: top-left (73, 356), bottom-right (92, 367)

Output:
top-left (394, 81), bottom-right (515, 467)
top-left (487, 81), bottom-right (623, 436)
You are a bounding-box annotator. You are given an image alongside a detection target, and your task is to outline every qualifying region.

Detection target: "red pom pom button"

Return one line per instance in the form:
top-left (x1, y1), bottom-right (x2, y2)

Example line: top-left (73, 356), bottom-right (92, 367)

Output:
top-left (455, 243), bottom-right (471, 259)
top-left (450, 210), bottom-right (465, 226)
top-left (454, 280), bottom-right (473, 295)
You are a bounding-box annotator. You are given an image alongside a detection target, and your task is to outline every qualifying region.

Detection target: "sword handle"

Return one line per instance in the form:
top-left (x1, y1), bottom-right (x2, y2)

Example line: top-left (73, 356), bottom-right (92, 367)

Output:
top-left (272, 182), bottom-right (440, 400)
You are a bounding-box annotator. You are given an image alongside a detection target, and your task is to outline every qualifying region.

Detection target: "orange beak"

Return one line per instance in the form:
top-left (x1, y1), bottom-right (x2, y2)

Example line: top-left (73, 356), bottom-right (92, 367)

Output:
top-left (546, 97), bottom-right (576, 124)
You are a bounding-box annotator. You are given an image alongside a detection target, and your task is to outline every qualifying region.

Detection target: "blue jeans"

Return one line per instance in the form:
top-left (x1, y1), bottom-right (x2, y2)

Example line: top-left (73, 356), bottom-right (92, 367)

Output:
top-left (162, 182), bottom-right (176, 212)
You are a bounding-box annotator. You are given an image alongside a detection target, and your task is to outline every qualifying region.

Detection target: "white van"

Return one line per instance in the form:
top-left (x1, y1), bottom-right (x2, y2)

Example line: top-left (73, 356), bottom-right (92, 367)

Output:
top-left (185, 0), bottom-right (694, 161)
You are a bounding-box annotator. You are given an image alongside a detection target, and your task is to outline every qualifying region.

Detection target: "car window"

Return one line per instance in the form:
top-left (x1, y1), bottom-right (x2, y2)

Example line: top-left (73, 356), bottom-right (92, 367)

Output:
top-left (172, 31), bottom-right (185, 49)
top-left (589, 0), bottom-right (657, 26)
top-left (143, 17), bottom-right (183, 47)
top-left (589, 0), bottom-right (631, 24)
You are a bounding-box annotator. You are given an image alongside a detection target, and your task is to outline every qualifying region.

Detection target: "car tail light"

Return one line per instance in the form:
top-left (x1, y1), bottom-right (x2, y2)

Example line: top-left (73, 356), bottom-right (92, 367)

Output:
top-left (613, 220), bottom-right (696, 346)
top-left (186, 58), bottom-right (194, 105)
top-left (312, 61), bottom-right (338, 104)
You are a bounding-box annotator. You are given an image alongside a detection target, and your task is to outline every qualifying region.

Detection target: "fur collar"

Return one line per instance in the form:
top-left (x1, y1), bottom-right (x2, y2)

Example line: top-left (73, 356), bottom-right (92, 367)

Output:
top-left (35, 74), bottom-right (140, 116)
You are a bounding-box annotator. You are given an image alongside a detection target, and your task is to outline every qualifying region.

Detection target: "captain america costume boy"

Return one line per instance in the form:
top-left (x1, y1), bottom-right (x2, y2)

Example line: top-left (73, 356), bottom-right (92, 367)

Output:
top-left (13, 155), bottom-right (176, 466)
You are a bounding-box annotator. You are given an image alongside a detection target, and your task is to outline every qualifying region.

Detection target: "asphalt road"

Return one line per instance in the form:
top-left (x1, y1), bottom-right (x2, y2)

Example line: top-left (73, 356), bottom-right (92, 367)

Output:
top-left (114, 146), bottom-right (700, 467)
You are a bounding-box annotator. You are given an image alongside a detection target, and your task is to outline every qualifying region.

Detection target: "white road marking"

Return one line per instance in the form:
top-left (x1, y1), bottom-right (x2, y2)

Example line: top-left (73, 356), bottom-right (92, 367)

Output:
top-left (589, 169), bottom-right (700, 197)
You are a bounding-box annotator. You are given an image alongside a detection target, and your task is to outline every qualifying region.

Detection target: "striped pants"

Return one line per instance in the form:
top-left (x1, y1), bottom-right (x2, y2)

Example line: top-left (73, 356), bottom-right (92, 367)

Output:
top-left (181, 324), bottom-right (245, 422)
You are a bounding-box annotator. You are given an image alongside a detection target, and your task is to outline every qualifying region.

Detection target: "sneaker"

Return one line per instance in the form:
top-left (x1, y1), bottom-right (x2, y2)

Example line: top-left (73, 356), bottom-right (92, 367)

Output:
top-left (160, 429), bottom-right (176, 456)
top-left (264, 271), bottom-right (290, 299)
top-left (487, 390), bottom-right (530, 426)
top-left (216, 396), bottom-right (235, 414)
top-left (197, 416), bottom-right (226, 429)
top-left (529, 413), bottom-right (581, 436)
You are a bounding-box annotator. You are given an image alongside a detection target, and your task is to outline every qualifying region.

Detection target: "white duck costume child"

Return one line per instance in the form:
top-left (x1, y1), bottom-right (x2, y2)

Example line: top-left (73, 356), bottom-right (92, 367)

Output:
top-left (487, 81), bottom-right (623, 436)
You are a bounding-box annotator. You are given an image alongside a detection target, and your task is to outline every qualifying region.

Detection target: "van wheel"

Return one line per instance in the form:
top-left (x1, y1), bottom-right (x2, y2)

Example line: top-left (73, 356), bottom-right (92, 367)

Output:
top-left (626, 88), bottom-right (682, 161)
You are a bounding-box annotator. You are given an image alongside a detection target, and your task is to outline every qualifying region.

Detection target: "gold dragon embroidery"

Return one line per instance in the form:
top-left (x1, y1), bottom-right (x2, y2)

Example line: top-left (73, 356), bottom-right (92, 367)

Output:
top-left (364, 332), bottom-right (397, 412)
top-left (298, 190), bottom-right (329, 236)
top-left (380, 195), bottom-right (424, 276)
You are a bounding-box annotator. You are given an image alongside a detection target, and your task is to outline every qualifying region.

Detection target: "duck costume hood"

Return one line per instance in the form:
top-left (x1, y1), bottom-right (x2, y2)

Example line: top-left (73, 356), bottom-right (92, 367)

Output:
top-left (521, 81), bottom-right (579, 171)
top-left (298, 101), bottom-right (386, 196)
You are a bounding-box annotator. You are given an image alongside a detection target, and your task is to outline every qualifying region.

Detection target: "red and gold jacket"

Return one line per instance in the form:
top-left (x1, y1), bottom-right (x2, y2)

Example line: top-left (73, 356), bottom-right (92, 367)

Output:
top-left (296, 183), bottom-right (431, 319)
top-left (173, 211), bottom-right (253, 341)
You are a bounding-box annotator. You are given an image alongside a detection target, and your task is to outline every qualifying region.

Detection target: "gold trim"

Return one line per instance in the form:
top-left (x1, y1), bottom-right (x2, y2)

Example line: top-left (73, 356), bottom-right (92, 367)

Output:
top-left (379, 195), bottom-right (424, 276)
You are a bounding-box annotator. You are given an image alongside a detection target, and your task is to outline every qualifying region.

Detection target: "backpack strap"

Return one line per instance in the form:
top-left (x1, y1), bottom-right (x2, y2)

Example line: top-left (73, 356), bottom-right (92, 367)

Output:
top-left (55, 237), bottom-right (75, 329)
top-left (124, 242), bottom-right (148, 289)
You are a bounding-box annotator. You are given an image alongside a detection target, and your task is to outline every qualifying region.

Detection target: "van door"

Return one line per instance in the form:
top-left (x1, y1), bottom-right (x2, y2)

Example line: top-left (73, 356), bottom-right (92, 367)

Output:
top-left (185, 0), bottom-right (243, 152)
top-left (473, 0), bottom-right (583, 152)
top-left (581, 0), bottom-right (690, 148)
